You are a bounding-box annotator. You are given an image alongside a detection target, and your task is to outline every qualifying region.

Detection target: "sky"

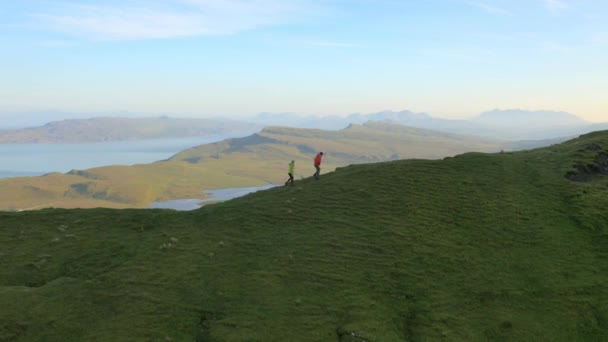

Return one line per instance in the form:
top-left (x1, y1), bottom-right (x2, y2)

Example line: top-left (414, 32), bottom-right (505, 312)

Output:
top-left (0, 0), bottom-right (607, 122)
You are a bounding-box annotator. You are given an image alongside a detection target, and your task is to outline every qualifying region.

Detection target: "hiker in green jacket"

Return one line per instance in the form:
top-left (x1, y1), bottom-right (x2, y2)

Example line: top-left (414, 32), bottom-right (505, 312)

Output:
top-left (285, 160), bottom-right (295, 186)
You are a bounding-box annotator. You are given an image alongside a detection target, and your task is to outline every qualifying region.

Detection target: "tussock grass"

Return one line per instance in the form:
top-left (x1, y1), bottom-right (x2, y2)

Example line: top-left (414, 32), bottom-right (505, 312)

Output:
top-left (0, 132), bottom-right (607, 341)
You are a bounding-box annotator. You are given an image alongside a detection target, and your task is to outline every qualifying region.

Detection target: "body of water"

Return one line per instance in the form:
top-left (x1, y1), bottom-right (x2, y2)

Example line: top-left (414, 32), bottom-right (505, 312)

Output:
top-left (0, 135), bottom-right (238, 179)
top-left (148, 184), bottom-right (278, 211)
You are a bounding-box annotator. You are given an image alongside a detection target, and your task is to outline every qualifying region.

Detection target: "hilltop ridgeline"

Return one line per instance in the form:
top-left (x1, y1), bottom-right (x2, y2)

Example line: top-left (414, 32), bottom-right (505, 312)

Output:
top-left (0, 131), bottom-right (607, 340)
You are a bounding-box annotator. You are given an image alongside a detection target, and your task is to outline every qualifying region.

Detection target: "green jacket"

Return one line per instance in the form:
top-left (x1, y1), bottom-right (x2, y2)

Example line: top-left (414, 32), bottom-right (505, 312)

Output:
top-left (288, 162), bottom-right (295, 174)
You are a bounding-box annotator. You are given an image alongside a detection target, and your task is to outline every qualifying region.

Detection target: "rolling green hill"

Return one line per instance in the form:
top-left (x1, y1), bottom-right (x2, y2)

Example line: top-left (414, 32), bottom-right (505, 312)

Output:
top-left (1, 131), bottom-right (607, 341)
top-left (0, 122), bottom-right (517, 210)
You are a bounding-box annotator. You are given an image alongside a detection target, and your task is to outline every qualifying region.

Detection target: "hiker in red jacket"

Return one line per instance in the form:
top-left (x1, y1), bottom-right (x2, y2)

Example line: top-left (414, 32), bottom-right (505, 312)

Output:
top-left (313, 152), bottom-right (324, 180)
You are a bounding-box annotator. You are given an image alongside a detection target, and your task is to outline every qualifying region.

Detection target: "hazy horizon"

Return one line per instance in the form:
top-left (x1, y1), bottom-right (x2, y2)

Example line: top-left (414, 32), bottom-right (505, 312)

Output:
top-left (0, 107), bottom-right (606, 130)
top-left (1, 0), bottom-right (607, 123)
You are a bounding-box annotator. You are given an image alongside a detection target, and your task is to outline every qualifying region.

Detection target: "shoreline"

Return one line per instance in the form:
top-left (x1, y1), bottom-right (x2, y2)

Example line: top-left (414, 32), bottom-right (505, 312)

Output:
top-left (148, 184), bottom-right (277, 211)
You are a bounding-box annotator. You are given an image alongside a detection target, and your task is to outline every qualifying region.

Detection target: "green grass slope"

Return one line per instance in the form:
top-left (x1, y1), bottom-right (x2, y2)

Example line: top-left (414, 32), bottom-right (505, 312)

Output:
top-left (1, 132), bottom-right (607, 341)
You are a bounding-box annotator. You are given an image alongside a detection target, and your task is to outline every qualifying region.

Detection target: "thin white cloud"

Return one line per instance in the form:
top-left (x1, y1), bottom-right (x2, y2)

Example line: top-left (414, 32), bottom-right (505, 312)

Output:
top-left (541, 41), bottom-right (572, 53)
top-left (543, 0), bottom-right (569, 13)
top-left (593, 32), bottom-right (608, 45)
top-left (418, 46), bottom-right (497, 64)
top-left (38, 40), bottom-right (77, 48)
top-left (466, 1), bottom-right (511, 15)
top-left (306, 40), bottom-right (363, 48)
top-left (32, 0), bottom-right (314, 40)
top-left (260, 34), bottom-right (364, 49)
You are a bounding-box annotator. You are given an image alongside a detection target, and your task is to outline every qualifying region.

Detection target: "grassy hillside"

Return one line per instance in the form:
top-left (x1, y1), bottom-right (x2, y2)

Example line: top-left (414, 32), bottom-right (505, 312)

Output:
top-left (0, 117), bottom-right (260, 143)
top-left (0, 122), bottom-right (512, 210)
top-left (1, 131), bottom-right (607, 341)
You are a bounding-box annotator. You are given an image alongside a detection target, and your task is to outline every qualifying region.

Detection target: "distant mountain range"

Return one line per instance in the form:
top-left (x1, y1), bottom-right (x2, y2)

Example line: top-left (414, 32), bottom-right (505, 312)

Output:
top-left (0, 117), bottom-right (262, 143)
top-left (254, 109), bottom-right (608, 140)
top-left (0, 109), bottom-right (605, 143)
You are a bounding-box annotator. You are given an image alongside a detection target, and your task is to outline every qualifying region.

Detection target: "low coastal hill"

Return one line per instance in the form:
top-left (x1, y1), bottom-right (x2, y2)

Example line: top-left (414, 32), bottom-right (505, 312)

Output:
top-left (170, 121), bottom-right (511, 165)
top-left (0, 116), bottom-right (261, 143)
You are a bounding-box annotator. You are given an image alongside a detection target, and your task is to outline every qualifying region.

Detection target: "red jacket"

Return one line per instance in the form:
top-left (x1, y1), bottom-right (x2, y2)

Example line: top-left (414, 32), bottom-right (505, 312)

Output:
top-left (314, 153), bottom-right (322, 166)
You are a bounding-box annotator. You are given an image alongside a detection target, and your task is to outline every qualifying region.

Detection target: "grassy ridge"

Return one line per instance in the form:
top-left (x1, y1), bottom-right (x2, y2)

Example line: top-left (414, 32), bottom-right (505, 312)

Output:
top-left (0, 123), bottom-right (511, 210)
top-left (0, 131), bottom-right (607, 340)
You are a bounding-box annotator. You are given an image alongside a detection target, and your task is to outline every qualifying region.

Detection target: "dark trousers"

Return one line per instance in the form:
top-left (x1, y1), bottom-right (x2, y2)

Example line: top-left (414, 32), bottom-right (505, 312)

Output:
top-left (314, 165), bottom-right (320, 179)
top-left (285, 173), bottom-right (294, 185)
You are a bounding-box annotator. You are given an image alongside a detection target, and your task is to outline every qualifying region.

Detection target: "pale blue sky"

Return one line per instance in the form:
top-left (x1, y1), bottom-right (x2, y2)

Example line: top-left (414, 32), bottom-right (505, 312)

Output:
top-left (1, 0), bottom-right (607, 122)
